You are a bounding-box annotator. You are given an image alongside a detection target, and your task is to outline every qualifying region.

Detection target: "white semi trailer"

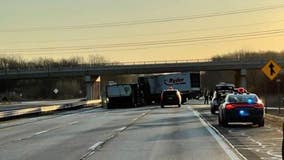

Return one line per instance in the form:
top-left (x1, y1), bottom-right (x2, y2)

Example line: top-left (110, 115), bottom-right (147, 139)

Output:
top-left (138, 72), bottom-right (201, 104)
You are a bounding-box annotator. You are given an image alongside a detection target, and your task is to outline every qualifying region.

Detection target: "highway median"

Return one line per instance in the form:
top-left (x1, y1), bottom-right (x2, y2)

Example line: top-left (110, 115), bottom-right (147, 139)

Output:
top-left (0, 99), bottom-right (101, 120)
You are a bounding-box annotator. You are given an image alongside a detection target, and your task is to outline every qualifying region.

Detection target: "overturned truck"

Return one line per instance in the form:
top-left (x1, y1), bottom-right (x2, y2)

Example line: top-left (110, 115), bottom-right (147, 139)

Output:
top-left (106, 84), bottom-right (144, 108)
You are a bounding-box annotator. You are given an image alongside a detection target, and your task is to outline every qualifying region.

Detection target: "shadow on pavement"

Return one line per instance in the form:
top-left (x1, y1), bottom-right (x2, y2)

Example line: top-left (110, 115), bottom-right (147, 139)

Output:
top-left (146, 126), bottom-right (211, 141)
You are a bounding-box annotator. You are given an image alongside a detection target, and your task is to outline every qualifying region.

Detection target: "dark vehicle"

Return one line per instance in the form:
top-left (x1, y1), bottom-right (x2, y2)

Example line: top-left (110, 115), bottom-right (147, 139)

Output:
top-left (106, 84), bottom-right (144, 108)
top-left (210, 83), bottom-right (235, 114)
top-left (218, 93), bottom-right (265, 127)
top-left (160, 89), bottom-right (182, 108)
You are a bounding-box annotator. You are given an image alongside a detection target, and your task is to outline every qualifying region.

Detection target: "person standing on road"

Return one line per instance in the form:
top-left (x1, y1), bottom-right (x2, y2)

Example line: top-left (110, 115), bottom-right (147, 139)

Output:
top-left (204, 90), bottom-right (209, 104)
top-left (209, 90), bottom-right (214, 100)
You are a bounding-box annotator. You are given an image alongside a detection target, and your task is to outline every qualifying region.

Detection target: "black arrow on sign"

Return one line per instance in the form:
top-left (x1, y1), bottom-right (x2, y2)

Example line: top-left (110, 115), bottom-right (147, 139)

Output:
top-left (269, 62), bottom-right (276, 76)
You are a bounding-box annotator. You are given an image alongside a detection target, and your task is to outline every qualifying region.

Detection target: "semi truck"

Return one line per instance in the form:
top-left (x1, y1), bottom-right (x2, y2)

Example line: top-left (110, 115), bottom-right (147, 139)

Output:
top-left (106, 84), bottom-right (144, 108)
top-left (138, 72), bottom-right (201, 104)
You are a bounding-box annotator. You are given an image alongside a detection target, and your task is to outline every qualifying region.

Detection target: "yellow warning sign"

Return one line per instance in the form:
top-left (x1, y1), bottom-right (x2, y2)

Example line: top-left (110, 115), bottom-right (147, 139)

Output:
top-left (261, 60), bottom-right (282, 80)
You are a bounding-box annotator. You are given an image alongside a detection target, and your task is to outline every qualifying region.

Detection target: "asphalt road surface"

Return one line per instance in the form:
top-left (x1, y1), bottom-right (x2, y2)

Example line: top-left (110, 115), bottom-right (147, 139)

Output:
top-left (0, 101), bottom-right (282, 160)
top-left (189, 100), bottom-right (282, 160)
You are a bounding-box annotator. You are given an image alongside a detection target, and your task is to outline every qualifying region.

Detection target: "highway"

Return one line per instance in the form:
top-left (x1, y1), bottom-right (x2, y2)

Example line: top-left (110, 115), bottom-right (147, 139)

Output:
top-left (0, 101), bottom-right (282, 160)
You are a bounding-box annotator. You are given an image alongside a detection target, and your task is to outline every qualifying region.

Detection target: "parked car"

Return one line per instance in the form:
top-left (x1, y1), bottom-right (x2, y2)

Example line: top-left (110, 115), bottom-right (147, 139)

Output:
top-left (160, 89), bottom-right (182, 108)
top-left (218, 93), bottom-right (265, 127)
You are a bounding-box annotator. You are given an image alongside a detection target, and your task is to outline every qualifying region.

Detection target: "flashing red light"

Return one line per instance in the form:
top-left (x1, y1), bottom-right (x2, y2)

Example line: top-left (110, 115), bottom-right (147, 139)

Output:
top-left (225, 104), bottom-right (235, 110)
top-left (255, 103), bottom-right (264, 108)
top-left (237, 87), bottom-right (246, 94)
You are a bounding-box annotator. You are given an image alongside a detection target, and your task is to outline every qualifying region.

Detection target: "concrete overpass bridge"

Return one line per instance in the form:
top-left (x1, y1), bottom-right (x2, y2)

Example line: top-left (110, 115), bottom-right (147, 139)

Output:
top-left (1, 58), bottom-right (283, 99)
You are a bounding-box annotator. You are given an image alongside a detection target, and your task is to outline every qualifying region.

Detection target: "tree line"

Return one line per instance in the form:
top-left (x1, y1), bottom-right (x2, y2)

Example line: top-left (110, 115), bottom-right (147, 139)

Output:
top-left (0, 55), bottom-right (109, 71)
top-left (0, 55), bottom-right (108, 101)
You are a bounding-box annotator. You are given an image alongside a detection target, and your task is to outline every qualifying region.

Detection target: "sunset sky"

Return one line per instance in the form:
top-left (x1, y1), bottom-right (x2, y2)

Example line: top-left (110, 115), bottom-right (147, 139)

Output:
top-left (1, 0), bottom-right (284, 62)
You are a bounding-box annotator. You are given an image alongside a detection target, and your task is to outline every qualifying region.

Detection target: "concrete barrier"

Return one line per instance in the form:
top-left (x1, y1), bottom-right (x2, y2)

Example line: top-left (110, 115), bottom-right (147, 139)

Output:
top-left (0, 99), bottom-right (101, 119)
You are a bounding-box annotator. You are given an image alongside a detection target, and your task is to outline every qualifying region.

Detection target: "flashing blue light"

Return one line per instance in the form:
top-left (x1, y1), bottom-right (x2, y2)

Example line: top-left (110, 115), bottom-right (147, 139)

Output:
top-left (239, 110), bottom-right (249, 116)
top-left (247, 98), bottom-right (253, 104)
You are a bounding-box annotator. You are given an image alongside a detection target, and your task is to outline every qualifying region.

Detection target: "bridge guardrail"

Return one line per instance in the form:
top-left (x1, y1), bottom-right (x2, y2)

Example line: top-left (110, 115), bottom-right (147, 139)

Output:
top-left (0, 57), bottom-right (282, 75)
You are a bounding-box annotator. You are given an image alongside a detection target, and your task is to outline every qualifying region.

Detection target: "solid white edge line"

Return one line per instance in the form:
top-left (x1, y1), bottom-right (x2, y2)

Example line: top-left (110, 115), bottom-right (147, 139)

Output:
top-left (69, 121), bottom-right (79, 125)
top-left (34, 130), bottom-right (48, 136)
top-left (115, 126), bottom-right (127, 132)
top-left (188, 106), bottom-right (246, 160)
top-left (89, 141), bottom-right (104, 151)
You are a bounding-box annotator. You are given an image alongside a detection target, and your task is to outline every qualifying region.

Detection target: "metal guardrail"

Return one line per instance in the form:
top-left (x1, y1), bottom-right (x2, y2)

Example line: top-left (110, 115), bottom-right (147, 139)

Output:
top-left (0, 57), bottom-right (282, 81)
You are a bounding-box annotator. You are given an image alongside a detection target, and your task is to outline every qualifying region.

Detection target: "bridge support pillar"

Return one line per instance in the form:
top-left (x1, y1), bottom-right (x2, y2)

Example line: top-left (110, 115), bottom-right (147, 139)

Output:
top-left (240, 69), bottom-right (247, 88)
top-left (100, 76), bottom-right (107, 107)
top-left (235, 69), bottom-right (247, 88)
top-left (85, 75), bottom-right (100, 100)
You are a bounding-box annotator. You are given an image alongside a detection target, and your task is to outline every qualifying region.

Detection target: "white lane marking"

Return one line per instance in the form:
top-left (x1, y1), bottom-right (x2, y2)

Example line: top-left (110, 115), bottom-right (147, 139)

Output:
top-left (260, 138), bottom-right (283, 140)
top-left (88, 141), bottom-right (104, 151)
top-left (132, 111), bottom-right (149, 122)
top-left (33, 120), bottom-right (80, 137)
top-left (266, 150), bottom-right (282, 159)
top-left (34, 130), bottom-right (49, 136)
top-left (69, 121), bottom-right (79, 125)
top-left (115, 126), bottom-right (127, 132)
top-left (132, 117), bottom-right (139, 121)
top-left (80, 141), bottom-right (104, 160)
top-left (142, 112), bottom-right (147, 116)
top-left (248, 137), bottom-right (263, 147)
top-left (32, 123), bottom-right (70, 137)
top-left (80, 110), bottom-right (151, 160)
top-left (189, 106), bottom-right (246, 160)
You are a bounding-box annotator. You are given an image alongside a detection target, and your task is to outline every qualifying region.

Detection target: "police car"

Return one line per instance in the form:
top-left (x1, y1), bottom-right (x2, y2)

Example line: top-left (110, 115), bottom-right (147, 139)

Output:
top-left (218, 88), bottom-right (265, 127)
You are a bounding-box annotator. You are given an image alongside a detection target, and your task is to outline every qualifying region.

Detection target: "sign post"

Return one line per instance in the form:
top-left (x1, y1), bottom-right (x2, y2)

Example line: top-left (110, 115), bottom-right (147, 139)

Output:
top-left (261, 60), bottom-right (282, 80)
top-left (262, 60), bottom-right (282, 113)
top-left (277, 78), bottom-right (281, 114)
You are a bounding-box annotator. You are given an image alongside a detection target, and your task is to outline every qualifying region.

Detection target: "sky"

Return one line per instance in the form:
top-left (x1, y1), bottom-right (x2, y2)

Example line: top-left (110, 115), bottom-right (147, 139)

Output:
top-left (0, 0), bottom-right (284, 62)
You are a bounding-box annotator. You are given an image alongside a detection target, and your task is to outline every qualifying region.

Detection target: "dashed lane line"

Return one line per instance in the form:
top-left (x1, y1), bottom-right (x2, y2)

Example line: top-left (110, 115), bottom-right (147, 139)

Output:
top-left (14, 120), bottom-right (80, 142)
top-left (34, 130), bottom-right (49, 136)
top-left (79, 109), bottom-right (152, 160)
top-left (69, 121), bottom-right (79, 125)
